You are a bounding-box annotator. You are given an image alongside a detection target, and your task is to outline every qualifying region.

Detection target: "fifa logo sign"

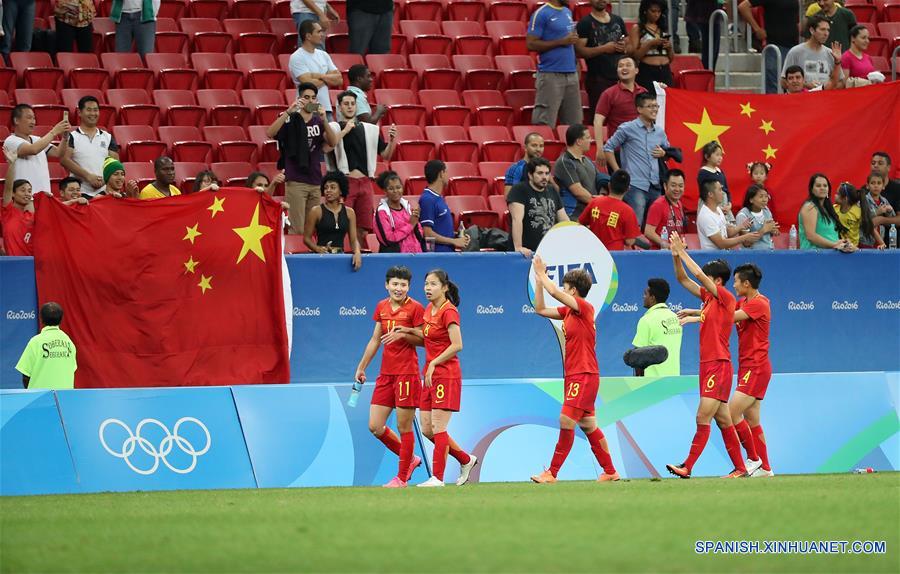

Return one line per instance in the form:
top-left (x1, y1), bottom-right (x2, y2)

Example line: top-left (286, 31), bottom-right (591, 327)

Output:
top-left (545, 263), bottom-right (599, 288)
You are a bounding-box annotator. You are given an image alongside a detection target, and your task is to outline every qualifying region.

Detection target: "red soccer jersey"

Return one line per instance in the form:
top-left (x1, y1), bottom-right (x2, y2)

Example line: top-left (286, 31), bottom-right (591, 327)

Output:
top-left (736, 294), bottom-right (771, 366)
top-left (578, 195), bottom-right (640, 251)
top-left (557, 297), bottom-right (598, 376)
top-left (423, 300), bottom-right (462, 379)
top-left (644, 196), bottom-right (685, 250)
top-left (699, 285), bottom-right (736, 363)
top-left (1, 203), bottom-right (34, 256)
top-left (373, 297), bottom-right (425, 375)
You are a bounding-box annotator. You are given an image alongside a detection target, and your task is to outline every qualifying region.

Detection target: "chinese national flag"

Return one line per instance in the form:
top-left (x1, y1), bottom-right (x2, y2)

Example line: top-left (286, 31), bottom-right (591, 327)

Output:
top-left (33, 190), bottom-right (290, 388)
top-left (660, 82), bottom-right (900, 224)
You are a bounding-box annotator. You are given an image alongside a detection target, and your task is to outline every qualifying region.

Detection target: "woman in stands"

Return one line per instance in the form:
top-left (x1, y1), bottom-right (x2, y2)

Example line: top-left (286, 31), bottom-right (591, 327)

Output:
top-left (834, 182), bottom-right (881, 249)
top-left (841, 25), bottom-right (877, 83)
top-left (246, 171), bottom-right (286, 196)
top-left (748, 161), bottom-right (775, 214)
top-left (735, 185), bottom-right (778, 250)
top-left (303, 170), bottom-right (362, 270)
top-left (192, 170), bottom-right (219, 193)
top-left (698, 142), bottom-right (737, 226)
top-left (628, 0), bottom-right (673, 96)
top-left (374, 170), bottom-right (424, 253)
top-left (799, 173), bottom-right (855, 252)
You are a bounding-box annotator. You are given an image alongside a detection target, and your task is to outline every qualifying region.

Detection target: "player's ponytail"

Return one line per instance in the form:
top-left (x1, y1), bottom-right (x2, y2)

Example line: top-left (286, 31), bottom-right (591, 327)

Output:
top-left (427, 269), bottom-right (460, 306)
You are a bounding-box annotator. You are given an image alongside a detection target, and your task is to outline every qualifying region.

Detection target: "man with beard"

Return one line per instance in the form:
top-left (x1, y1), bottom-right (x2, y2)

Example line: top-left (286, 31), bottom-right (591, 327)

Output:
top-left (508, 157), bottom-right (569, 256)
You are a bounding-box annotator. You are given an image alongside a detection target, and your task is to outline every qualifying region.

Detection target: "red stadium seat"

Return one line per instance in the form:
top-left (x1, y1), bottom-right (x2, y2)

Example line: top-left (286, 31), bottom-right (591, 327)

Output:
top-left (447, 174), bottom-right (489, 198)
top-left (485, 21), bottom-right (527, 53)
top-left (229, 0), bottom-right (272, 19)
top-left (180, 18), bottom-right (234, 54)
top-left (884, 0), bottom-right (900, 21)
top-left (679, 69), bottom-right (715, 92)
top-left (418, 89), bottom-right (471, 127)
top-left (442, 21), bottom-right (492, 56)
top-left (197, 89), bottom-right (251, 127)
top-left (223, 19), bottom-right (278, 54)
top-left (445, 195), bottom-right (495, 228)
top-left (203, 126), bottom-right (258, 163)
top-left (234, 53), bottom-right (287, 91)
top-left (391, 161), bottom-right (429, 195)
top-left (113, 125), bottom-right (166, 162)
top-left (469, 125), bottom-right (520, 162)
top-left (446, 0), bottom-right (486, 23)
top-left (10, 53), bottom-right (64, 90)
top-left (401, 20), bottom-right (452, 56)
top-left (847, 2), bottom-right (877, 23)
top-left (56, 52), bottom-right (109, 90)
top-left (452, 55), bottom-right (504, 90)
top-left (61, 89), bottom-right (115, 128)
top-left (248, 125), bottom-right (280, 162)
top-left (409, 54), bottom-right (462, 90)
top-left (495, 55), bottom-right (536, 90)
top-left (123, 161), bottom-right (157, 187)
top-left (479, 162), bottom-right (511, 196)
top-left (158, 126), bottom-right (214, 163)
top-left (154, 31), bottom-right (190, 55)
top-left (187, 0), bottom-right (228, 19)
top-left (107, 89), bottom-right (160, 127)
top-left (463, 90), bottom-right (514, 127)
top-left (156, 17), bottom-right (179, 32)
top-left (159, 0), bottom-right (186, 19)
top-left (487, 194), bottom-right (510, 230)
top-left (190, 53), bottom-right (243, 91)
top-left (14, 88), bottom-right (59, 105)
top-left (145, 53), bottom-right (199, 91)
top-left (366, 54), bottom-right (418, 90)
top-left (443, 162), bottom-right (479, 177)
top-left (211, 161), bottom-right (254, 185)
top-left (101, 53), bottom-right (154, 92)
top-left (331, 53), bottom-right (365, 86)
top-left (426, 125), bottom-right (479, 163)
top-left (269, 18), bottom-right (299, 54)
top-left (373, 89), bottom-right (427, 128)
top-left (0, 64), bottom-right (16, 96)
top-left (404, 0), bottom-right (443, 21)
top-left (489, 1), bottom-right (529, 20)
top-left (241, 89), bottom-right (286, 125)
top-left (153, 89), bottom-right (207, 126)
top-left (177, 161), bottom-right (213, 189)
top-left (505, 89), bottom-right (536, 124)
top-left (325, 33), bottom-right (350, 54)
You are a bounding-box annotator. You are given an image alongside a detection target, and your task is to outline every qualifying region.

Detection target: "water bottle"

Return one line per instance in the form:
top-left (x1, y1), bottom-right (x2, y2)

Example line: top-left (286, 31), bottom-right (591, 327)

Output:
top-left (853, 467), bottom-right (877, 473)
top-left (458, 221), bottom-right (466, 237)
top-left (347, 381), bottom-right (363, 407)
top-left (660, 226), bottom-right (669, 245)
top-left (788, 224), bottom-right (798, 250)
top-left (889, 224), bottom-right (897, 249)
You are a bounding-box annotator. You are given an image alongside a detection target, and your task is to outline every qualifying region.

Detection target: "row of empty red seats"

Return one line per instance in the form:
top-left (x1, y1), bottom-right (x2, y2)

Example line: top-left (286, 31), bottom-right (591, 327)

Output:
top-left (845, 0), bottom-right (900, 25)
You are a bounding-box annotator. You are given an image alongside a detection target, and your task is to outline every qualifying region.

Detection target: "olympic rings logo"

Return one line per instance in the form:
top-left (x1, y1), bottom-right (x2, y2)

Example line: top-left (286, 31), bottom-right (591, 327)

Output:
top-left (98, 417), bottom-right (211, 475)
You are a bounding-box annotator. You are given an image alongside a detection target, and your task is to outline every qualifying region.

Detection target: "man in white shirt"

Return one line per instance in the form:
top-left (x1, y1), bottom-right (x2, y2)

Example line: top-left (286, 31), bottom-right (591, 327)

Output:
top-left (288, 19), bottom-right (343, 122)
top-left (696, 180), bottom-right (758, 250)
top-left (60, 95), bottom-right (120, 198)
top-left (3, 104), bottom-right (70, 195)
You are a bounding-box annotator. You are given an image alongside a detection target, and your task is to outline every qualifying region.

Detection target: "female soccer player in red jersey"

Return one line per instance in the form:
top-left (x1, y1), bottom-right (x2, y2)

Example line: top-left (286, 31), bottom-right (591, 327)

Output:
top-left (355, 266), bottom-right (426, 488)
top-left (529, 255), bottom-right (620, 484)
top-left (666, 233), bottom-right (748, 479)
top-left (394, 269), bottom-right (477, 487)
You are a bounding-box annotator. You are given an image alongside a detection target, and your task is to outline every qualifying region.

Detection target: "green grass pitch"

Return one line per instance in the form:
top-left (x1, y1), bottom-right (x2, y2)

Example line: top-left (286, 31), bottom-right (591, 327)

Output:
top-left (2, 473), bottom-right (898, 573)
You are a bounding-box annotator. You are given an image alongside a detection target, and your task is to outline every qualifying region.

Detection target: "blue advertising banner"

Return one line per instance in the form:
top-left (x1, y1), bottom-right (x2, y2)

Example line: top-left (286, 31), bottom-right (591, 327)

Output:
top-left (0, 257), bottom-right (38, 389)
top-left (0, 390), bottom-right (79, 495)
top-left (54, 387), bottom-right (256, 492)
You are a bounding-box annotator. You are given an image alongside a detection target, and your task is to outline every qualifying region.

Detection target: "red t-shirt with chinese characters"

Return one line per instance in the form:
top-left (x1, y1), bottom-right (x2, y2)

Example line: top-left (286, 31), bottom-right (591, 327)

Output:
top-left (699, 285), bottom-right (736, 363)
top-left (423, 300), bottom-right (461, 379)
top-left (1, 203), bottom-right (34, 256)
top-left (736, 294), bottom-right (770, 366)
top-left (372, 297), bottom-right (425, 375)
top-left (578, 195), bottom-right (640, 251)
top-left (557, 297), bottom-right (598, 376)
top-left (644, 195), bottom-right (685, 250)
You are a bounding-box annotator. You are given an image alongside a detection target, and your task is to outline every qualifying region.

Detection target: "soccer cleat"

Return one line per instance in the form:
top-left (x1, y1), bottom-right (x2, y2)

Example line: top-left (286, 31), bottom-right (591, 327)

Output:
top-left (751, 467), bottom-right (775, 478)
top-left (456, 454), bottom-right (478, 486)
top-left (530, 469), bottom-right (557, 483)
top-left (722, 468), bottom-right (749, 478)
top-left (666, 463), bottom-right (691, 479)
top-left (416, 476), bottom-right (445, 487)
top-left (383, 476), bottom-right (407, 488)
top-left (745, 458), bottom-right (763, 476)
top-left (597, 472), bottom-right (620, 482)
top-left (407, 455), bottom-right (422, 478)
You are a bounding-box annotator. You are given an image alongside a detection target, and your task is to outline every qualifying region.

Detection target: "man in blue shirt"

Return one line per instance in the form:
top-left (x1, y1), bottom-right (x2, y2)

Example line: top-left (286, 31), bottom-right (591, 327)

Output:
top-left (527, 0), bottom-right (582, 126)
top-left (419, 160), bottom-right (470, 252)
top-left (504, 132), bottom-right (545, 195)
top-left (602, 92), bottom-right (670, 228)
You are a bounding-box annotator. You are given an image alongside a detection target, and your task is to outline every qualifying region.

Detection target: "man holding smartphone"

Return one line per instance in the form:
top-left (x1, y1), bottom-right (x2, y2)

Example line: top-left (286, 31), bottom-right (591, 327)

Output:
top-left (61, 96), bottom-right (120, 199)
top-left (575, 0), bottom-right (628, 114)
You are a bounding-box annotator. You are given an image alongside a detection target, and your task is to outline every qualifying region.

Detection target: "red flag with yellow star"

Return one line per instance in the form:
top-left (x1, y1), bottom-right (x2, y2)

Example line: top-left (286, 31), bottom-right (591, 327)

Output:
top-left (32, 190), bottom-right (290, 388)
top-left (660, 82), bottom-right (900, 224)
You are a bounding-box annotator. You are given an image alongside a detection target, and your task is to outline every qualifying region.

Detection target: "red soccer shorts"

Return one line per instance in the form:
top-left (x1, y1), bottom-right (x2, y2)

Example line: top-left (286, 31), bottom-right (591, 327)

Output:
top-left (562, 373), bottom-right (599, 418)
top-left (418, 378), bottom-right (461, 412)
top-left (371, 374), bottom-right (420, 409)
top-left (699, 360), bottom-right (734, 402)
top-left (736, 361), bottom-right (772, 400)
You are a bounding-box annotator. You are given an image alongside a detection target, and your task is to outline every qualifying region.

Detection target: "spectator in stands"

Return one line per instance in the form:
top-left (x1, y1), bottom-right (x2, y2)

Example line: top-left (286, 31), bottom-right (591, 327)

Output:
top-left (805, 0), bottom-right (856, 51)
top-left (347, 65), bottom-right (386, 124)
top-left (1, 0), bottom-right (34, 57)
top-left (111, 0), bottom-right (158, 57)
top-left (579, 169), bottom-right (641, 250)
top-left (347, 0), bottom-right (393, 56)
top-left (60, 96), bottom-right (119, 199)
top-left (841, 25), bottom-right (877, 84)
top-left (290, 20), bottom-right (342, 122)
top-left (644, 168), bottom-right (686, 249)
top-left (3, 105), bottom-right (70, 196)
top-left (632, 278), bottom-right (682, 377)
top-left (98, 157), bottom-right (138, 199)
top-left (139, 156), bottom-right (181, 199)
top-left (267, 83), bottom-right (341, 234)
top-left (739, 0), bottom-right (800, 94)
top-left (1, 149), bottom-right (34, 256)
top-left (603, 93), bottom-right (668, 228)
top-left (193, 170), bottom-right (220, 193)
top-left (59, 177), bottom-right (88, 206)
top-left (246, 171), bottom-right (286, 196)
top-left (328, 90), bottom-right (398, 245)
top-left (862, 171), bottom-right (897, 248)
top-left (697, 179), bottom-right (760, 250)
top-left (782, 65), bottom-right (807, 93)
top-left (735, 184), bottom-right (778, 250)
top-left (15, 302), bottom-right (77, 390)
top-left (685, 0), bottom-right (720, 71)
top-left (697, 141), bottom-right (736, 225)
top-left (508, 157), bottom-right (569, 256)
top-left (748, 161), bottom-right (775, 213)
top-left (504, 133), bottom-right (546, 195)
top-left (576, 0), bottom-right (628, 114)
top-left (293, 0), bottom-right (340, 44)
top-left (304, 171), bottom-right (363, 270)
top-left (419, 160), bottom-right (470, 252)
top-left (798, 173), bottom-right (854, 251)
top-left (54, 0), bottom-right (95, 53)
top-left (593, 56), bottom-right (646, 163)
top-left (374, 170), bottom-right (424, 253)
top-left (527, 0), bottom-right (582, 127)
top-left (870, 151), bottom-right (900, 212)
top-left (555, 124), bottom-right (598, 219)
top-left (782, 16), bottom-right (843, 90)
top-left (628, 0), bottom-right (673, 95)
top-left (834, 181), bottom-right (879, 248)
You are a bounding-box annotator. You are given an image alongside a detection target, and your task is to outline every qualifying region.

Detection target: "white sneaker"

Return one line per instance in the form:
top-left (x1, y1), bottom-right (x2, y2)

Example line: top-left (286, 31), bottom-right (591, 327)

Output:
top-left (750, 467), bottom-right (774, 478)
top-left (456, 454), bottom-right (478, 486)
top-left (746, 458), bottom-right (763, 475)
top-left (416, 476), bottom-right (445, 487)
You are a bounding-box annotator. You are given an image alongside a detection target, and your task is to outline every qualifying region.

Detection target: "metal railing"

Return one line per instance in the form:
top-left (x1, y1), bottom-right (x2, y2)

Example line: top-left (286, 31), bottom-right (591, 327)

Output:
top-left (893, 45), bottom-right (900, 81)
top-left (760, 44), bottom-right (784, 94)
top-left (709, 9), bottom-right (731, 89)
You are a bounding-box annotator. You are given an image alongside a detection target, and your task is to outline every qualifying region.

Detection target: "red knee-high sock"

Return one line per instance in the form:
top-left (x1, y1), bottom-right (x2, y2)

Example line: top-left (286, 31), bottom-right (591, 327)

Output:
top-left (448, 437), bottom-right (471, 465)
top-left (432, 431), bottom-right (450, 481)
top-left (377, 427), bottom-right (401, 456)
top-left (586, 428), bottom-right (616, 475)
top-left (734, 419), bottom-right (759, 461)
top-left (549, 428), bottom-right (575, 477)
top-left (721, 426), bottom-right (747, 472)
top-left (683, 423), bottom-right (711, 471)
top-left (399, 431), bottom-right (415, 481)
top-left (751, 425), bottom-right (770, 471)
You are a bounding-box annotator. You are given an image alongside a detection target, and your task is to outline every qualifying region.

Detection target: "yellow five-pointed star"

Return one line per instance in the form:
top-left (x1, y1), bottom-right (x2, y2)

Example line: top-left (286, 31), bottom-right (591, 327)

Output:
top-left (198, 274), bottom-right (213, 294)
top-left (184, 256), bottom-right (199, 274)
top-left (183, 223), bottom-right (202, 244)
top-left (233, 204), bottom-right (274, 264)
top-left (762, 144), bottom-right (778, 159)
top-left (208, 196), bottom-right (226, 218)
top-left (759, 120), bottom-right (775, 135)
top-left (739, 102), bottom-right (756, 117)
top-left (683, 108), bottom-right (732, 152)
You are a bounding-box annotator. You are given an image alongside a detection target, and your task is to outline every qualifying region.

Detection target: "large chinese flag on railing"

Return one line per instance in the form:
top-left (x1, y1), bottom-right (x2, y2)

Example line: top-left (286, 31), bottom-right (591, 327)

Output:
top-left (659, 82), bottom-right (900, 225)
top-left (33, 190), bottom-right (290, 388)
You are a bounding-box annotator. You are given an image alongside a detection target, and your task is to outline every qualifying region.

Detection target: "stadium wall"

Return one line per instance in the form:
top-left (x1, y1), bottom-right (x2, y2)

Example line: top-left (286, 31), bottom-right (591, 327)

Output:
top-left (2, 252), bottom-right (899, 388)
top-left (2, 373), bottom-right (897, 496)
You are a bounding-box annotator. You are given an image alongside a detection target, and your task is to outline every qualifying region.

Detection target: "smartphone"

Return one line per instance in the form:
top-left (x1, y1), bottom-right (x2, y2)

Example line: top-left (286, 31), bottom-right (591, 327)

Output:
top-left (304, 101), bottom-right (319, 113)
top-left (63, 111), bottom-right (68, 122)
